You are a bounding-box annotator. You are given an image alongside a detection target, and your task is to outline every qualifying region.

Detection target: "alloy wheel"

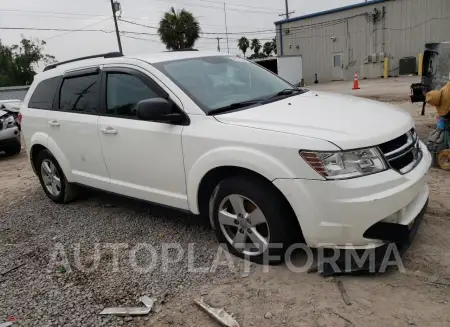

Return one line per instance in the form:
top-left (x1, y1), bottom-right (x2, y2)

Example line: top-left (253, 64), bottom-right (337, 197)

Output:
top-left (41, 159), bottom-right (62, 196)
top-left (218, 194), bottom-right (270, 256)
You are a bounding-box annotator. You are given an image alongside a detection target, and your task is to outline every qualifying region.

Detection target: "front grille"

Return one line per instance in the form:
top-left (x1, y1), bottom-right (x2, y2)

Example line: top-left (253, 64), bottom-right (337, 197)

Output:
top-left (378, 134), bottom-right (408, 154)
top-left (378, 128), bottom-right (422, 174)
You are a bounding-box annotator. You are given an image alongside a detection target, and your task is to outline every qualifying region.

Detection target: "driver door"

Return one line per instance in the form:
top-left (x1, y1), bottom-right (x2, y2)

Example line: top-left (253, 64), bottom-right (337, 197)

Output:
top-left (97, 67), bottom-right (188, 209)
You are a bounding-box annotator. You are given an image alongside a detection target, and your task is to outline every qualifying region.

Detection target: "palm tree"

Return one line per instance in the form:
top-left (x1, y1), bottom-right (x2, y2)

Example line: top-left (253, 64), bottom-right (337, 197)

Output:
top-left (237, 37), bottom-right (250, 58)
top-left (250, 38), bottom-right (261, 55)
top-left (158, 7), bottom-right (201, 50)
top-left (263, 41), bottom-right (273, 57)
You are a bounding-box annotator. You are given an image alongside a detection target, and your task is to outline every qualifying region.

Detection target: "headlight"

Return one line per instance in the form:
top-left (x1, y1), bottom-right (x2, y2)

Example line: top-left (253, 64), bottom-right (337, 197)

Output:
top-left (300, 147), bottom-right (387, 179)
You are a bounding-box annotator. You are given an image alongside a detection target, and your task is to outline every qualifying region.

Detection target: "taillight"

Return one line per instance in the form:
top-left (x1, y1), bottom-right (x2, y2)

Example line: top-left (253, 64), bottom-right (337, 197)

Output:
top-left (18, 112), bottom-right (22, 124)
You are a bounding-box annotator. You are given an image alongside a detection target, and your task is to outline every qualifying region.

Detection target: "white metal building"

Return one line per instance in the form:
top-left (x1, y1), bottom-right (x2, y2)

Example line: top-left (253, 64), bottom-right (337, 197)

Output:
top-left (275, 0), bottom-right (450, 84)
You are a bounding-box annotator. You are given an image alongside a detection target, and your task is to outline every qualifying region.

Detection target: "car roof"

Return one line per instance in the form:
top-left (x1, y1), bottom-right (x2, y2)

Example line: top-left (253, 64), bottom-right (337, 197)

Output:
top-left (132, 51), bottom-right (226, 63)
top-left (36, 51), bottom-right (229, 81)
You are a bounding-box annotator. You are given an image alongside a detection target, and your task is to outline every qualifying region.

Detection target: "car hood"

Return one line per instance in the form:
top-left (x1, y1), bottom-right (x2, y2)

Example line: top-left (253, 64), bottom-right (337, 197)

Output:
top-left (214, 91), bottom-right (414, 149)
top-left (0, 110), bottom-right (9, 118)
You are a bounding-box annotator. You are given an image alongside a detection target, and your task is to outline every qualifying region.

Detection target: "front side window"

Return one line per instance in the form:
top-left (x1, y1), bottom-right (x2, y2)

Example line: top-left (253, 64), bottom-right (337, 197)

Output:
top-left (153, 56), bottom-right (297, 114)
top-left (106, 73), bottom-right (159, 117)
top-left (29, 76), bottom-right (61, 110)
top-left (59, 74), bottom-right (100, 113)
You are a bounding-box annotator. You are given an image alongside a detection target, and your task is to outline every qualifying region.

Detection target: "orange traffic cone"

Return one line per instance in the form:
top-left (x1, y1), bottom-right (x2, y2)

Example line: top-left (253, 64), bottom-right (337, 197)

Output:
top-left (352, 72), bottom-right (360, 90)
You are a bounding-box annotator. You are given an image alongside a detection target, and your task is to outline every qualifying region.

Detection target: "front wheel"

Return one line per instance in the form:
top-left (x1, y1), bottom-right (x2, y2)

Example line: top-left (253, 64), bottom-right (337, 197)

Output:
top-left (210, 176), bottom-right (294, 264)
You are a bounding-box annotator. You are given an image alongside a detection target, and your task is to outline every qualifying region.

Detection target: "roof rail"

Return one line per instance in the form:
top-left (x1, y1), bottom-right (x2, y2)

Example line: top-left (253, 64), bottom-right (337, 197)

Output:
top-left (163, 48), bottom-right (198, 52)
top-left (43, 52), bottom-right (123, 72)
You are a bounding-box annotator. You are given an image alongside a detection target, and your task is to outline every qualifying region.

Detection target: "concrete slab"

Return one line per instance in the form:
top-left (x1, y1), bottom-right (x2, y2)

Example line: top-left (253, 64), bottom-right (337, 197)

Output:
top-left (307, 76), bottom-right (420, 102)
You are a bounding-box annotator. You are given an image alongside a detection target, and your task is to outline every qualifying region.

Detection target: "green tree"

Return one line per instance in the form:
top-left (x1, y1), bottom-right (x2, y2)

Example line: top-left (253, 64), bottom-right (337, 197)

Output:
top-left (250, 38), bottom-right (261, 55)
top-left (263, 41), bottom-right (273, 57)
top-left (158, 7), bottom-right (201, 50)
top-left (0, 37), bottom-right (56, 87)
top-left (237, 36), bottom-right (250, 58)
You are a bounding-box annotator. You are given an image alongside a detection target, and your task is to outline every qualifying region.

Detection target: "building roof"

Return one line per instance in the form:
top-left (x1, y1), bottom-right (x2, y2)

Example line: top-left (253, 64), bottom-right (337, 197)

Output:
top-left (274, 0), bottom-right (388, 25)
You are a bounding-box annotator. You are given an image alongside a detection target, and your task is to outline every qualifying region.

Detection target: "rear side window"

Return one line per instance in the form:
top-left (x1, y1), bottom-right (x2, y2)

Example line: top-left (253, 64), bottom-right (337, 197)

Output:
top-left (59, 74), bottom-right (100, 113)
top-left (28, 76), bottom-right (61, 110)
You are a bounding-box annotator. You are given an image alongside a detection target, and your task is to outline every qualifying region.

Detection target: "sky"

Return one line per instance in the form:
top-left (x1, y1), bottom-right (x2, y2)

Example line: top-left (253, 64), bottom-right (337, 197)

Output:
top-left (0, 0), bottom-right (363, 69)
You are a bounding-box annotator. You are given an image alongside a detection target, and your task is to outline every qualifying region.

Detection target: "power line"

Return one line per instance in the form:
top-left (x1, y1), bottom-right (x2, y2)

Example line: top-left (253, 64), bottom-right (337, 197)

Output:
top-left (0, 26), bottom-right (114, 33)
top-left (0, 8), bottom-right (107, 18)
top-left (0, 7), bottom-right (278, 35)
top-left (190, 0), bottom-right (283, 11)
top-left (119, 18), bottom-right (158, 29)
top-left (0, 11), bottom-right (107, 20)
top-left (121, 35), bottom-right (160, 43)
top-left (151, 0), bottom-right (282, 15)
top-left (46, 17), bottom-right (111, 40)
top-left (122, 16), bottom-right (265, 29)
top-left (119, 17), bottom-right (275, 36)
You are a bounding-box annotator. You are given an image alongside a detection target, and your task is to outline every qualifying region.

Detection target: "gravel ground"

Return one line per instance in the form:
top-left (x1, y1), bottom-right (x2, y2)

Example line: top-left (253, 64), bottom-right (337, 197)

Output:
top-left (0, 179), bottom-right (245, 326)
top-left (1, 96), bottom-right (449, 326)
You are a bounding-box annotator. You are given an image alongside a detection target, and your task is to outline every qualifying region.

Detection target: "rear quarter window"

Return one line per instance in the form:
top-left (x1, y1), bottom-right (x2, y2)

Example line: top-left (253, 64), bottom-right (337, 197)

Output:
top-left (28, 76), bottom-right (62, 110)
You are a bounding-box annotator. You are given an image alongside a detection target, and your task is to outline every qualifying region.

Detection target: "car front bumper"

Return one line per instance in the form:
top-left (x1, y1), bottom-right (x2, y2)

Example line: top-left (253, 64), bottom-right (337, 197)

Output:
top-left (0, 127), bottom-right (20, 149)
top-left (273, 141), bottom-right (432, 250)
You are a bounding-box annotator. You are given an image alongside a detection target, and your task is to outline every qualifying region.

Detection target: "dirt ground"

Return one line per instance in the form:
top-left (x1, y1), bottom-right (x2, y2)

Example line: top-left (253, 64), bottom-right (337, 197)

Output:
top-left (153, 101), bottom-right (450, 327)
top-left (1, 98), bottom-right (449, 326)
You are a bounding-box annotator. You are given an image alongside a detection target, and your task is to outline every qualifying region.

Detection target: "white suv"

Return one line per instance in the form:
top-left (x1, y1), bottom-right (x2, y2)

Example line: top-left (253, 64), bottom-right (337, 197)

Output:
top-left (21, 51), bottom-right (431, 264)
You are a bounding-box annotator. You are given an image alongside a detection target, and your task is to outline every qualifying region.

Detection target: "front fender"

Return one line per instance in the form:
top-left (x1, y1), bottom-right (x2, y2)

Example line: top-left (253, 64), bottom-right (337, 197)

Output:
top-left (186, 146), bottom-right (297, 214)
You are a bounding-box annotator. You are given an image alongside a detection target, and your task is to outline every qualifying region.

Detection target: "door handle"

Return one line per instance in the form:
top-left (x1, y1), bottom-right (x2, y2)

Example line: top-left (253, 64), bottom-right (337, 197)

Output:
top-left (48, 120), bottom-right (60, 127)
top-left (101, 127), bottom-right (118, 135)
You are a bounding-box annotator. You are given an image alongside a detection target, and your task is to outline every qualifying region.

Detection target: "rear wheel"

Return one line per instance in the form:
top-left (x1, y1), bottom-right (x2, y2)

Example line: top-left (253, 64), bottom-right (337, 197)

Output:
top-left (36, 150), bottom-right (77, 203)
top-left (210, 176), bottom-right (293, 264)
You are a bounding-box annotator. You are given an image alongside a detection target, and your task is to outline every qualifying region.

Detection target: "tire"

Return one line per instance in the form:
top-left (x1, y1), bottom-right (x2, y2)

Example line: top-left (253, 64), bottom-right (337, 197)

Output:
top-left (437, 150), bottom-right (450, 171)
top-left (209, 176), bottom-right (294, 265)
top-left (35, 150), bottom-right (77, 203)
top-left (4, 142), bottom-right (21, 156)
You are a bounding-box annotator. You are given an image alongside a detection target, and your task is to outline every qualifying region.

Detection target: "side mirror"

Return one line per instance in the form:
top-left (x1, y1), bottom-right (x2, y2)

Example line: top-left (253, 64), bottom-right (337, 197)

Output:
top-left (137, 98), bottom-right (172, 121)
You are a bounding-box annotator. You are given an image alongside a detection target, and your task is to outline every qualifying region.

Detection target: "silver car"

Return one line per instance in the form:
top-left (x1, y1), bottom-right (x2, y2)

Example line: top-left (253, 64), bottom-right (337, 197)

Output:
top-left (0, 100), bottom-right (21, 156)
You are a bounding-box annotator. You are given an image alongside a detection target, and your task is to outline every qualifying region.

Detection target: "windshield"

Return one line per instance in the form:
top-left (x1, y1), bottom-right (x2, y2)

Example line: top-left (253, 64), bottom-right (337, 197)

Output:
top-left (153, 56), bottom-right (298, 114)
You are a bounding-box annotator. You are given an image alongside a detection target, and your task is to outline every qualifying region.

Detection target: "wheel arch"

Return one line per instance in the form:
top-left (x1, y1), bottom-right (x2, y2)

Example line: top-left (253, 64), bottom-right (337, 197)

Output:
top-left (194, 165), bottom-right (302, 241)
top-left (30, 136), bottom-right (73, 181)
top-left (187, 147), bottom-right (297, 214)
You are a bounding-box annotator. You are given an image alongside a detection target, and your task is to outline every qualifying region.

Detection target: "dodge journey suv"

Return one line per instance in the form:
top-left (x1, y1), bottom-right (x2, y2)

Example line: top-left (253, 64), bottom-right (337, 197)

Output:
top-left (21, 51), bottom-right (431, 264)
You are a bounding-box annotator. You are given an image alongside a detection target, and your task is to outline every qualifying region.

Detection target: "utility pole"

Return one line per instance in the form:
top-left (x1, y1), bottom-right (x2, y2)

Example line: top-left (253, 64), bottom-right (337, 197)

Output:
top-left (285, 0), bottom-right (290, 19)
top-left (216, 37), bottom-right (223, 52)
top-left (110, 0), bottom-right (123, 55)
top-left (278, 0), bottom-right (294, 20)
top-left (223, 3), bottom-right (230, 54)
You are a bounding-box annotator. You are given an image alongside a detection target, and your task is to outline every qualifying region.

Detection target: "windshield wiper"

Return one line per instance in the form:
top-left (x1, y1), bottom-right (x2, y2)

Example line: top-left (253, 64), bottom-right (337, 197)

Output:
top-left (263, 88), bottom-right (303, 103)
top-left (207, 99), bottom-right (263, 115)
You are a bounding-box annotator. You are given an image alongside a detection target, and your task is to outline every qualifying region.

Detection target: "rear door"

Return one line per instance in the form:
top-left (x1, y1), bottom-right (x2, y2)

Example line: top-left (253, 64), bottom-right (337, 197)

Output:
top-left (47, 67), bottom-right (109, 188)
top-left (22, 76), bottom-right (61, 151)
top-left (97, 66), bottom-right (187, 209)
